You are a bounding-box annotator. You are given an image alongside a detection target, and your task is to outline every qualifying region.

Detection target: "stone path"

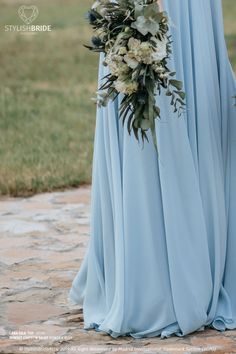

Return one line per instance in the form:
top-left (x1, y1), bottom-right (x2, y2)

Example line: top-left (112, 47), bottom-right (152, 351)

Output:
top-left (0, 187), bottom-right (236, 354)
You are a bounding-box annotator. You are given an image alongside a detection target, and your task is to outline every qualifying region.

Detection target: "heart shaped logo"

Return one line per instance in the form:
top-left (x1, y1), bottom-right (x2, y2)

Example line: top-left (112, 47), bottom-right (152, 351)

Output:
top-left (18, 5), bottom-right (39, 25)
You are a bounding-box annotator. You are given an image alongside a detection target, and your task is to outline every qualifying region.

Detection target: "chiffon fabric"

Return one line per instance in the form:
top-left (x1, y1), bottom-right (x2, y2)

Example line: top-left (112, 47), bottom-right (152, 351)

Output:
top-left (68, 0), bottom-right (236, 338)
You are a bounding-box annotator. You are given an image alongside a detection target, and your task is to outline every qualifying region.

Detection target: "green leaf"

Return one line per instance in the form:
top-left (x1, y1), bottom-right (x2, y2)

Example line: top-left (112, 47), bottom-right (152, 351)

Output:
top-left (127, 112), bottom-right (134, 135)
top-left (151, 123), bottom-right (158, 154)
top-left (154, 105), bottom-right (161, 118)
top-left (133, 126), bottom-right (139, 142)
top-left (174, 90), bottom-right (186, 100)
top-left (133, 119), bottom-right (140, 129)
top-left (148, 93), bottom-right (154, 122)
top-left (169, 79), bottom-right (183, 91)
top-left (176, 98), bottom-right (186, 106)
top-left (141, 130), bottom-right (149, 145)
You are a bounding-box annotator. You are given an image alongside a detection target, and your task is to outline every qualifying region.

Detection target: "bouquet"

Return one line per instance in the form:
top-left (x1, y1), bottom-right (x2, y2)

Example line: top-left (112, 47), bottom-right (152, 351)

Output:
top-left (85, 0), bottom-right (186, 151)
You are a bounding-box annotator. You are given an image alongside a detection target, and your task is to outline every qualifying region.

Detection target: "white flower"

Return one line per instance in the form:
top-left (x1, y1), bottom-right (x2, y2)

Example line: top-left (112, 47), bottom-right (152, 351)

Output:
top-left (159, 72), bottom-right (169, 79)
top-left (104, 51), bottom-right (128, 76)
top-left (127, 38), bottom-right (154, 65)
top-left (114, 80), bottom-right (138, 95)
top-left (152, 63), bottom-right (166, 73)
top-left (107, 61), bottom-right (129, 76)
top-left (118, 46), bottom-right (127, 55)
top-left (139, 42), bottom-right (151, 51)
top-left (151, 36), bottom-right (168, 62)
top-left (124, 53), bottom-right (139, 69)
top-left (116, 63), bottom-right (130, 76)
top-left (105, 50), bottom-right (123, 63)
top-left (137, 42), bottom-right (153, 64)
top-left (108, 62), bottom-right (119, 76)
top-left (128, 37), bottom-right (141, 51)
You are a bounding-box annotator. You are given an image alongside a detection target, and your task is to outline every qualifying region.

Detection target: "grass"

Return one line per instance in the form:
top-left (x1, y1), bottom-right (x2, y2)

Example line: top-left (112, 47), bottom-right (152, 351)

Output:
top-left (0, 0), bottom-right (98, 196)
top-left (223, 0), bottom-right (236, 70)
top-left (0, 0), bottom-right (235, 196)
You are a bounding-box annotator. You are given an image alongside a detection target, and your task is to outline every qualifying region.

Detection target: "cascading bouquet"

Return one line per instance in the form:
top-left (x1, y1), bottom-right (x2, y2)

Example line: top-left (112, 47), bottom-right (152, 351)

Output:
top-left (85, 0), bottom-right (186, 151)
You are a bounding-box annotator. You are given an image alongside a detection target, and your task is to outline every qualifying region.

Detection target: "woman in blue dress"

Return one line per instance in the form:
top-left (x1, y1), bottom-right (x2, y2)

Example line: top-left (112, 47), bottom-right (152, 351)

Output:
top-left (69, 0), bottom-right (236, 338)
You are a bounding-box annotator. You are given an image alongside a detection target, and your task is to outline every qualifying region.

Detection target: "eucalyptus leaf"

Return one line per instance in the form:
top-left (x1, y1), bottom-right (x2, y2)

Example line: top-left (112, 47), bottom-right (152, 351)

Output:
top-left (169, 79), bottom-right (183, 91)
top-left (131, 16), bottom-right (160, 36)
top-left (174, 91), bottom-right (186, 100)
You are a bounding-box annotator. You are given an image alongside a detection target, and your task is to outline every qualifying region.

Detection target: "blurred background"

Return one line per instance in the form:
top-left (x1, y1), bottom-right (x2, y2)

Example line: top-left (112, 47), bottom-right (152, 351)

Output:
top-left (0, 0), bottom-right (235, 197)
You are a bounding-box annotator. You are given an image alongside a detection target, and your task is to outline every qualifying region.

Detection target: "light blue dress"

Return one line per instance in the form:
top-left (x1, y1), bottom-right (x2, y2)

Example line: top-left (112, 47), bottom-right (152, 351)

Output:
top-left (69, 0), bottom-right (236, 338)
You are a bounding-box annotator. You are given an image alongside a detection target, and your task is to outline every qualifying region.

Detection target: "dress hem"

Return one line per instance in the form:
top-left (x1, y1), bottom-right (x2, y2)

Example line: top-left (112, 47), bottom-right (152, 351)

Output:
top-left (81, 319), bottom-right (236, 339)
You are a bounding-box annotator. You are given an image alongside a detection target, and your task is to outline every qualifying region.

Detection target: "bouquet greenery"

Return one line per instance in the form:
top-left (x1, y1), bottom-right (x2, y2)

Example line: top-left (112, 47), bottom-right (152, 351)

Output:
top-left (85, 0), bottom-right (186, 151)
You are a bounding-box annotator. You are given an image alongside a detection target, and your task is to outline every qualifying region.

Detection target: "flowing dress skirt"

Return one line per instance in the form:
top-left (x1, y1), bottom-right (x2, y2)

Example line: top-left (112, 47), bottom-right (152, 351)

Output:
top-left (68, 0), bottom-right (236, 338)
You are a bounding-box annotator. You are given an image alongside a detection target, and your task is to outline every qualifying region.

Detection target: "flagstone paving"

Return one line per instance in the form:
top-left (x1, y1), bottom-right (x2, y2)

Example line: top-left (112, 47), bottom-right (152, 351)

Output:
top-left (0, 187), bottom-right (236, 354)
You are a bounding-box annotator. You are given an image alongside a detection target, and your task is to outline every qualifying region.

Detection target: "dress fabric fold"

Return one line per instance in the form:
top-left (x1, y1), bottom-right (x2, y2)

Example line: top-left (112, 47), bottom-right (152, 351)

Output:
top-left (69, 0), bottom-right (236, 338)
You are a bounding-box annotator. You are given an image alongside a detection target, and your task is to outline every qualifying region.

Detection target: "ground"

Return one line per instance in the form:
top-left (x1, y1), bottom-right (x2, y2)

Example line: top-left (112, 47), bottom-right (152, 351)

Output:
top-left (0, 0), bottom-right (235, 196)
top-left (0, 187), bottom-right (236, 354)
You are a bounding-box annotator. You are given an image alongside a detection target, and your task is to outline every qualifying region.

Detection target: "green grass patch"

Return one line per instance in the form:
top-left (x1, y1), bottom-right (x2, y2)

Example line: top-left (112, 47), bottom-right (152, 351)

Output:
top-left (0, 0), bottom-right (235, 196)
top-left (0, 0), bottom-right (98, 196)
